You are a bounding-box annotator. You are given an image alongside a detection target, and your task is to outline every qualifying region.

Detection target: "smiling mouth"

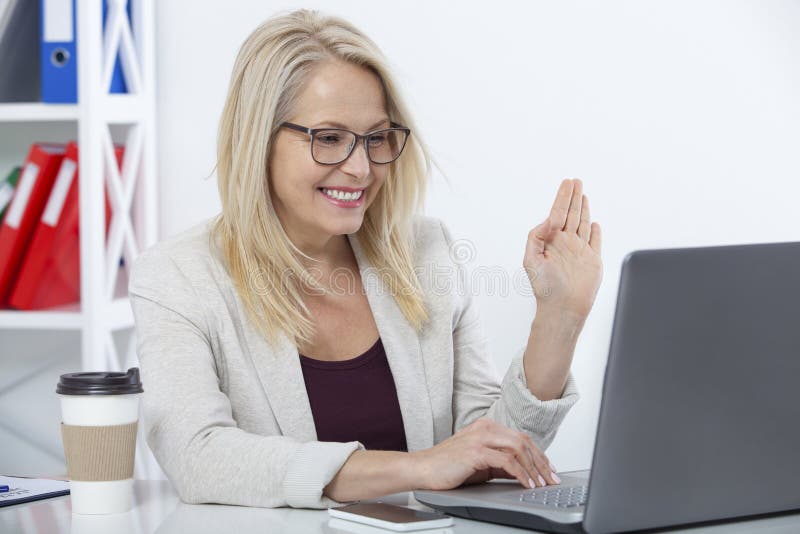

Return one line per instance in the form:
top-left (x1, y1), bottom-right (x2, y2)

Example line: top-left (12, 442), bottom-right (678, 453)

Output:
top-left (317, 187), bottom-right (365, 201)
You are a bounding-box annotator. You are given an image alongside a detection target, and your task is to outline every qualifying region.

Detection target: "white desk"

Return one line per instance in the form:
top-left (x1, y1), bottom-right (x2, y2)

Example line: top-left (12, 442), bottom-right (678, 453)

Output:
top-left (2, 480), bottom-right (800, 533)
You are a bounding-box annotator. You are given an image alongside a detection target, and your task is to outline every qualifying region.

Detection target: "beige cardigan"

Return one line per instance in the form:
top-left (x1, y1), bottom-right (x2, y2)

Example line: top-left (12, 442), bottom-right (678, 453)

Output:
top-left (129, 215), bottom-right (579, 509)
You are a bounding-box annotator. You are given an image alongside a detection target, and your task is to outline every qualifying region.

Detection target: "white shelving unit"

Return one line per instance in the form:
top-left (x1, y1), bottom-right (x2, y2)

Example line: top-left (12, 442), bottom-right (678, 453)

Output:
top-left (0, 0), bottom-right (156, 368)
top-left (0, 0), bottom-right (159, 478)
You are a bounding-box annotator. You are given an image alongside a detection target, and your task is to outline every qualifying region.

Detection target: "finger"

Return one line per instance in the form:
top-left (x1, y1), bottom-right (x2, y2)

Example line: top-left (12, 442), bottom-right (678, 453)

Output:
top-left (471, 419), bottom-right (549, 486)
top-left (564, 178), bottom-right (583, 234)
top-left (512, 434), bottom-right (552, 487)
top-left (478, 425), bottom-right (546, 487)
top-left (577, 194), bottom-right (591, 242)
top-left (523, 434), bottom-right (562, 485)
top-left (482, 448), bottom-right (535, 489)
top-left (589, 222), bottom-right (602, 255)
top-left (549, 179), bottom-right (574, 232)
top-left (498, 446), bottom-right (547, 488)
top-left (533, 216), bottom-right (552, 242)
top-left (526, 217), bottom-right (552, 259)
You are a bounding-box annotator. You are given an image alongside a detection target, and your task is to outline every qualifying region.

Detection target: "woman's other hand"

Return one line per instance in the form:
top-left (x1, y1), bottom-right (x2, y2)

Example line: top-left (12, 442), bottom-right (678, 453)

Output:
top-left (524, 178), bottom-right (603, 321)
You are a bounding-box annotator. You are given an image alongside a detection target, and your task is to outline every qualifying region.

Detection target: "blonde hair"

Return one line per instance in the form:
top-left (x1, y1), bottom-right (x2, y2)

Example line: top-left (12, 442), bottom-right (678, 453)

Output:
top-left (212, 9), bottom-right (432, 349)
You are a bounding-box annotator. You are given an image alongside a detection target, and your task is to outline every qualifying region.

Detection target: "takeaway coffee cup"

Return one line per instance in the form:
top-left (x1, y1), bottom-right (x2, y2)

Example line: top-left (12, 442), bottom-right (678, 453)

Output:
top-left (57, 367), bottom-right (143, 515)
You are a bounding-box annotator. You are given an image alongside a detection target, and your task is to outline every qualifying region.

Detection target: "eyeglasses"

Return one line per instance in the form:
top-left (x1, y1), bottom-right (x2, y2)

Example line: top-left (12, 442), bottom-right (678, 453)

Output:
top-left (280, 121), bottom-right (411, 165)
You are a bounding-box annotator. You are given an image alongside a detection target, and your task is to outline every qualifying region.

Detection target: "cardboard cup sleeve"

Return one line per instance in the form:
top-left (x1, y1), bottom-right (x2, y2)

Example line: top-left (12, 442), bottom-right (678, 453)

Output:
top-left (60, 422), bottom-right (138, 481)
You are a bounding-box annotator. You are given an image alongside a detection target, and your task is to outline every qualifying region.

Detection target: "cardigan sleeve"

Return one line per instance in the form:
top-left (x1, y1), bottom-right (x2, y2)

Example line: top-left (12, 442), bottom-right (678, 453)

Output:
top-left (439, 220), bottom-right (579, 450)
top-left (129, 249), bottom-right (364, 509)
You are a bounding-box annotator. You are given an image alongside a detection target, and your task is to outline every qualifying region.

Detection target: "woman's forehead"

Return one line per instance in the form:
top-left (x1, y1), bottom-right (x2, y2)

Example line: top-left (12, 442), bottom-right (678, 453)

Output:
top-left (290, 62), bottom-right (388, 129)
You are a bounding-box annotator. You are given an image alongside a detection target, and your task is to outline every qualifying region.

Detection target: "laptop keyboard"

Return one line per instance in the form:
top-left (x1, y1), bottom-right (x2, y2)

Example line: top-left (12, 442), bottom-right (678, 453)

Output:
top-left (514, 485), bottom-right (588, 508)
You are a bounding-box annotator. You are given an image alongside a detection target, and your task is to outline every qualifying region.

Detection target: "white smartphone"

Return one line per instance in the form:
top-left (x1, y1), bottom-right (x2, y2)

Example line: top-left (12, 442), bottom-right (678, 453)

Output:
top-left (328, 502), bottom-right (454, 532)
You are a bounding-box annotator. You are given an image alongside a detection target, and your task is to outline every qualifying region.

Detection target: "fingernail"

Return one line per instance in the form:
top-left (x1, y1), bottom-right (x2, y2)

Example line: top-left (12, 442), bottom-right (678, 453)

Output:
top-left (552, 472), bottom-right (562, 484)
top-left (537, 474), bottom-right (546, 487)
top-left (528, 477), bottom-right (536, 489)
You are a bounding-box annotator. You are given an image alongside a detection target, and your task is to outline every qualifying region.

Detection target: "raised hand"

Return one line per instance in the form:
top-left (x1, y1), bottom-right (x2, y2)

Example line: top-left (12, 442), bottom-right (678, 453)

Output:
top-left (524, 179), bottom-right (603, 320)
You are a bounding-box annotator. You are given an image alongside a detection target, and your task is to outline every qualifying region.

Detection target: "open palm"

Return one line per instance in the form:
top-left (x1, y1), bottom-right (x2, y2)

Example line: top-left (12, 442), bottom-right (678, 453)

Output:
top-left (524, 179), bottom-right (603, 320)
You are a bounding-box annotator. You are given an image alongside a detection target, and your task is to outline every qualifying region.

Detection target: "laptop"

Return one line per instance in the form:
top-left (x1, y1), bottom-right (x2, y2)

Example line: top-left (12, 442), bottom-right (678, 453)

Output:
top-left (414, 241), bottom-right (800, 533)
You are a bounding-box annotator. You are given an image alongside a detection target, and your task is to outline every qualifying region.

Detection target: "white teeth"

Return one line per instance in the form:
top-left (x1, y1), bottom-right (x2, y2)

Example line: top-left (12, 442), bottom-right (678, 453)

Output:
top-left (322, 188), bottom-right (363, 201)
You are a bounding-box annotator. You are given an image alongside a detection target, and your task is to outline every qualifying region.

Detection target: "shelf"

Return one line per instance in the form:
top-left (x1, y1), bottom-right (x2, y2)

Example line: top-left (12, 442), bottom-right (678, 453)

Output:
top-left (0, 96), bottom-right (148, 124)
top-left (0, 297), bottom-right (134, 331)
top-left (0, 306), bottom-right (82, 330)
top-left (0, 0), bottom-right (157, 381)
top-left (0, 103), bottom-right (80, 123)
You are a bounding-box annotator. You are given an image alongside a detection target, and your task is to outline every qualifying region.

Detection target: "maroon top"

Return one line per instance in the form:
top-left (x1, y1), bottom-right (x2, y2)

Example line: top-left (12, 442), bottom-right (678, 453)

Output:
top-left (299, 337), bottom-right (408, 452)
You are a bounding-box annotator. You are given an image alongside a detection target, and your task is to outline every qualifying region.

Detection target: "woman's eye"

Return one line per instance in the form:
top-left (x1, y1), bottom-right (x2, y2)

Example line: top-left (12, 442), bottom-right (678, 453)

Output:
top-left (368, 134), bottom-right (386, 146)
top-left (317, 134), bottom-right (342, 145)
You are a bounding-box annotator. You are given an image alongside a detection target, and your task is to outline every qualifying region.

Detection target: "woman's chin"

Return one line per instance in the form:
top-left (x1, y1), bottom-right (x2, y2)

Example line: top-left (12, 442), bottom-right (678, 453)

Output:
top-left (314, 212), bottom-right (363, 235)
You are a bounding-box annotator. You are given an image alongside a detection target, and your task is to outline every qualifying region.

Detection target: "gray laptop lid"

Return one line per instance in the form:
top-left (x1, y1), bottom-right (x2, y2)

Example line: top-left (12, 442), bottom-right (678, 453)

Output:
top-left (584, 241), bottom-right (800, 533)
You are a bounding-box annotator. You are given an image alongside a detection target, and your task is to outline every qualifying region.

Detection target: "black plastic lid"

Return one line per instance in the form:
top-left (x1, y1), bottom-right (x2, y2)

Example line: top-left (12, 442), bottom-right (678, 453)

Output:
top-left (56, 367), bottom-right (144, 396)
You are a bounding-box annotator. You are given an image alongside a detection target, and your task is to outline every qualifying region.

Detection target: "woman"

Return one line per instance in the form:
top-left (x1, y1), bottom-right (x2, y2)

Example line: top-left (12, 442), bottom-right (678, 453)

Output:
top-left (130, 9), bottom-right (602, 509)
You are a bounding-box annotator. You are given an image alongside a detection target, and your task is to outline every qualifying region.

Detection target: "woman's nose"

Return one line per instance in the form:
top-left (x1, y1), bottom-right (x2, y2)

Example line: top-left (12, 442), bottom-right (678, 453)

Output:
top-left (340, 140), bottom-right (371, 180)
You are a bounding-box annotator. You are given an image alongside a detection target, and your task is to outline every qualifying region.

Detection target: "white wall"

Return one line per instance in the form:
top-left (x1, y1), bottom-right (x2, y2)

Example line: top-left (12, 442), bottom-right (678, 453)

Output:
top-left (152, 0), bottom-right (800, 472)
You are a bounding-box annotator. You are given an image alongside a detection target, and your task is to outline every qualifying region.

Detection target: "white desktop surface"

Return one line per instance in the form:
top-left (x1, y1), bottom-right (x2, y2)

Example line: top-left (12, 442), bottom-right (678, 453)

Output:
top-left (2, 480), bottom-right (800, 534)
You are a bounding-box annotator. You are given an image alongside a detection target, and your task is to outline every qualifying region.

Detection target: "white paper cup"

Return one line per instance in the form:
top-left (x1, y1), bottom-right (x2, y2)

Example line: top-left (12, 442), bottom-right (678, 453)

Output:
top-left (57, 368), bottom-right (143, 515)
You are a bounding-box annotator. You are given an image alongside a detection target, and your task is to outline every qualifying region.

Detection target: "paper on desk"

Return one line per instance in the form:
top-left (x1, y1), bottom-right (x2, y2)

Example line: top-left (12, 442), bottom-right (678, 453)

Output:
top-left (0, 476), bottom-right (70, 506)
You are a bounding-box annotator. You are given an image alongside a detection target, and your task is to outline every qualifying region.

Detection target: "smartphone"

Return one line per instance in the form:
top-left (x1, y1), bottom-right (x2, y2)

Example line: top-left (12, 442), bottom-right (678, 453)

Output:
top-left (328, 502), bottom-right (454, 532)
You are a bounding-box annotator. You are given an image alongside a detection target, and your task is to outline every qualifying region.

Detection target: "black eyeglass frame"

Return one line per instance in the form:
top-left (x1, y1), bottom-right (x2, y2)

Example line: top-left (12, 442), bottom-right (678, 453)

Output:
top-left (280, 121), bottom-right (411, 165)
